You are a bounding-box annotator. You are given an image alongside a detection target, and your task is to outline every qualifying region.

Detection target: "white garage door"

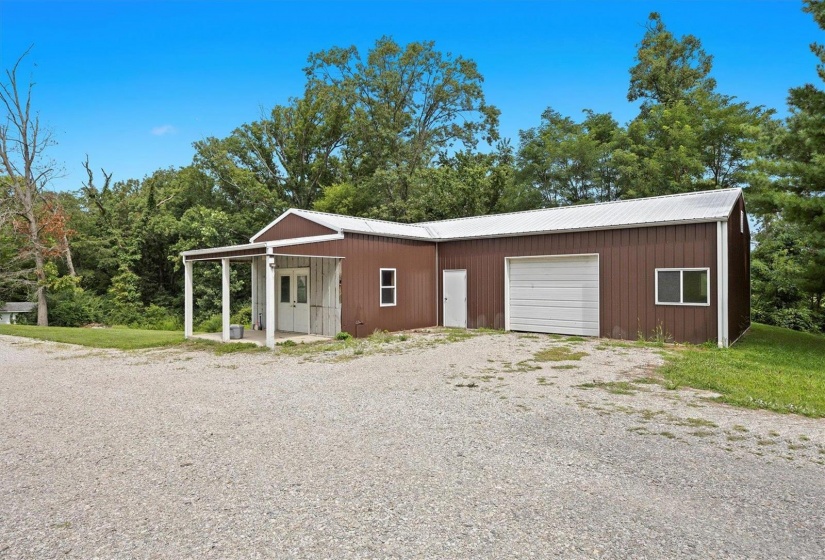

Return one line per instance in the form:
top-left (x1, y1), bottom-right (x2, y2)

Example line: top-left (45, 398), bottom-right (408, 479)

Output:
top-left (507, 255), bottom-right (600, 336)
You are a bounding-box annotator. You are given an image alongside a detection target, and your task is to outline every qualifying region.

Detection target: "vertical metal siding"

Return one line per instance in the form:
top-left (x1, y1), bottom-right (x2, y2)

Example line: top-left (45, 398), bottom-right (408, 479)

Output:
top-left (727, 195), bottom-right (751, 342)
top-left (437, 222), bottom-right (719, 344)
top-left (255, 214), bottom-right (337, 242)
top-left (274, 233), bottom-right (437, 337)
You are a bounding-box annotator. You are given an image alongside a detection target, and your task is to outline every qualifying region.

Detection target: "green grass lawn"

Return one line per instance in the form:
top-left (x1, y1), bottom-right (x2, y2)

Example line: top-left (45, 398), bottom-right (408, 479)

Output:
top-left (0, 324), bottom-right (184, 350)
top-left (661, 323), bottom-right (825, 417)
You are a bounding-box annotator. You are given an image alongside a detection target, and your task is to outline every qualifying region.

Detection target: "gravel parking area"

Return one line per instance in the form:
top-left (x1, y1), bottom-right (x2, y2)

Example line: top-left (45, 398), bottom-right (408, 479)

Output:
top-left (1, 331), bottom-right (824, 559)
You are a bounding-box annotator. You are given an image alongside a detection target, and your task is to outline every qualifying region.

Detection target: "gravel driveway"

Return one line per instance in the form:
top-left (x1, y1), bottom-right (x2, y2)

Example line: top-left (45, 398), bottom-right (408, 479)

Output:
top-left (1, 331), bottom-right (823, 559)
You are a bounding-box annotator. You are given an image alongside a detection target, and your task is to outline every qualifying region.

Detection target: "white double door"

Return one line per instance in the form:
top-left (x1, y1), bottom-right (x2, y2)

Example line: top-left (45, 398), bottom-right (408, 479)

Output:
top-left (277, 267), bottom-right (310, 333)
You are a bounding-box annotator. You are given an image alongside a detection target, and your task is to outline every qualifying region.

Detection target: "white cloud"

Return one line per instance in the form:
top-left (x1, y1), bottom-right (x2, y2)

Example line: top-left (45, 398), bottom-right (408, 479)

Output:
top-left (151, 124), bottom-right (176, 136)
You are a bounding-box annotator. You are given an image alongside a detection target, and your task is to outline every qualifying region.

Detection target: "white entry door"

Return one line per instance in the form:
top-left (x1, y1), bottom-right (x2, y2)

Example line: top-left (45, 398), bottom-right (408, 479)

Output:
top-left (277, 268), bottom-right (310, 333)
top-left (443, 269), bottom-right (467, 328)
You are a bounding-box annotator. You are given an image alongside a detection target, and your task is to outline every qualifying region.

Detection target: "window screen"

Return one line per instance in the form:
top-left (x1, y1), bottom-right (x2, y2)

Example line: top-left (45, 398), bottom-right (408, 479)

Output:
top-left (656, 269), bottom-right (709, 305)
top-left (657, 271), bottom-right (681, 303)
top-left (380, 269), bottom-right (396, 306)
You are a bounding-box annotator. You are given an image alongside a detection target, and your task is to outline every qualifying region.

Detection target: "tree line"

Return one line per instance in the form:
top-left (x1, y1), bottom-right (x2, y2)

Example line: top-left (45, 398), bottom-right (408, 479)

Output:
top-left (2, 3), bottom-right (824, 334)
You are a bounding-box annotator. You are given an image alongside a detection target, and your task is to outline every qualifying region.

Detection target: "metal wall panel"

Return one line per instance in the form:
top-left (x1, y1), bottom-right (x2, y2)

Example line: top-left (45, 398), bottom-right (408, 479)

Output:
top-left (727, 195), bottom-right (751, 342)
top-left (256, 213), bottom-right (337, 242)
top-left (438, 222), bottom-right (719, 344)
top-left (275, 233), bottom-right (437, 337)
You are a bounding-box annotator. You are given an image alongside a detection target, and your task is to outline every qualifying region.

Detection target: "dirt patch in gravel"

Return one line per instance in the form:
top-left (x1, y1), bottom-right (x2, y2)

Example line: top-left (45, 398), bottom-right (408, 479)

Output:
top-left (1, 331), bottom-right (823, 559)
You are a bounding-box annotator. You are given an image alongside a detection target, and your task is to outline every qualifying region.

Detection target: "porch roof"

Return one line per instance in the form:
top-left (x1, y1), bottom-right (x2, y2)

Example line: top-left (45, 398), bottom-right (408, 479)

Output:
top-left (180, 233), bottom-right (345, 261)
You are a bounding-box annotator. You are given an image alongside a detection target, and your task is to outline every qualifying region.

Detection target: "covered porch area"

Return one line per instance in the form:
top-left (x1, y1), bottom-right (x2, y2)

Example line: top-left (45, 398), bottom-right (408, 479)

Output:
top-left (182, 242), bottom-right (343, 349)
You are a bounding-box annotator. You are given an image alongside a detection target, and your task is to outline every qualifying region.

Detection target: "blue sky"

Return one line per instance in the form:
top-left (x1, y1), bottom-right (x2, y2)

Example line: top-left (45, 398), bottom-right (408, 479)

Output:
top-left (0, 0), bottom-right (820, 191)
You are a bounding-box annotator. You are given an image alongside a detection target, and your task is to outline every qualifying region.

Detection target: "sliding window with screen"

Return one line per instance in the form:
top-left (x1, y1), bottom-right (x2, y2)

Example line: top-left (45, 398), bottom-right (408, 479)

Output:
top-left (655, 268), bottom-right (710, 306)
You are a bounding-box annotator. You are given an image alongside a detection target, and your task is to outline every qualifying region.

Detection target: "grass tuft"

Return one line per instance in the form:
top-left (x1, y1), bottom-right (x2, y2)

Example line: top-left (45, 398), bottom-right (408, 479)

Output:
top-left (187, 340), bottom-right (268, 354)
top-left (563, 336), bottom-right (587, 343)
top-left (577, 380), bottom-right (638, 395)
top-left (534, 346), bottom-right (589, 362)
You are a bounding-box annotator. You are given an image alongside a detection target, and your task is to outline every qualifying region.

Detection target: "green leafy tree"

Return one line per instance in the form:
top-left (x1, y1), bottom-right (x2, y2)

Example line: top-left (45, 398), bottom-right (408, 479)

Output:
top-left (751, 221), bottom-right (822, 331)
top-left (308, 36), bottom-right (500, 218)
top-left (106, 264), bottom-right (142, 324)
top-left (195, 84), bottom-right (349, 217)
top-left (628, 12), bottom-right (715, 109)
top-left (755, 0), bottom-right (825, 328)
top-left (73, 161), bottom-right (142, 294)
top-left (517, 108), bottom-right (625, 205)
top-left (170, 206), bottom-right (248, 321)
top-left (406, 142), bottom-right (529, 221)
top-left (621, 12), bottom-right (770, 197)
top-left (193, 135), bottom-right (286, 235)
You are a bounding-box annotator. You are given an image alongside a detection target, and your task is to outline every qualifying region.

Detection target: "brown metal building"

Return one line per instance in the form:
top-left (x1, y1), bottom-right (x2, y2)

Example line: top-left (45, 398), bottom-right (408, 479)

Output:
top-left (181, 188), bottom-right (750, 348)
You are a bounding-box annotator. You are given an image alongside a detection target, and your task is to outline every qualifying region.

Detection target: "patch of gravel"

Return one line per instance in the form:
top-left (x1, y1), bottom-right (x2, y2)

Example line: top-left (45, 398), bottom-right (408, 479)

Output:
top-left (1, 332), bottom-right (823, 559)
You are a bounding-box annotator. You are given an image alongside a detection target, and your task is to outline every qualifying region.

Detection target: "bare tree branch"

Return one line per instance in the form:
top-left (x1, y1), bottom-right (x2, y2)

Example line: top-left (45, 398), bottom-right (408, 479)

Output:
top-left (0, 47), bottom-right (62, 325)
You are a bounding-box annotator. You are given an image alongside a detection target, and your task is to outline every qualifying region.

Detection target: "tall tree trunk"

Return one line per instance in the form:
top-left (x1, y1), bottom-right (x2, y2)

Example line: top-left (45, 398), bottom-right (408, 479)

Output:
top-left (63, 233), bottom-right (76, 277)
top-left (35, 271), bottom-right (48, 326)
top-left (25, 190), bottom-right (48, 326)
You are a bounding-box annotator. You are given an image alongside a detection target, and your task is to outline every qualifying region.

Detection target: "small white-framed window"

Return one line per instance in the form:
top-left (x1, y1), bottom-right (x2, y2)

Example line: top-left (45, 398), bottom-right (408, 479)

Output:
top-left (380, 268), bottom-right (396, 307)
top-left (655, 268), bottom-right (710, 306)
top-left (740, 210), bottom-right (744, 234)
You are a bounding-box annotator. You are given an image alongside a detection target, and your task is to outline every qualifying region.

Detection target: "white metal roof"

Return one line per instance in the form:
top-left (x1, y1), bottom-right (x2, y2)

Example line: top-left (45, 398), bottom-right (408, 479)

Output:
top-left (289, 209), bottom-right (433, 239)
top-left (424, 188), bottom-right (742, 240)
top-left (270, 188), bottom-right (742, 241)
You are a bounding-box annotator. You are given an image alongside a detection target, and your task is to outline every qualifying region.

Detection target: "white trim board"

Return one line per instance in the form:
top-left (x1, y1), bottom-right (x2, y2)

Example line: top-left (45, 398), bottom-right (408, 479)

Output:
top-left (267, 232), bottom-right (344, 248)
top-left (181, 242), bottom-right (268, 258)
top-left (181, 233), bottom-right (345, 260)
top-left (716, 221), bottom-right (730, 348)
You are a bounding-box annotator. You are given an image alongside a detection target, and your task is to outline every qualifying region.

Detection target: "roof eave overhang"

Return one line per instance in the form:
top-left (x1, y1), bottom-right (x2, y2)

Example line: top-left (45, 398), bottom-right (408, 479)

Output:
top-left (181, 242), bottom-right (269, 258)
top-left (181, 233), bottom-right (346, 261)
top-left (340, 228), bottom-right (433, 242)
top-left (429, 216), bottom-right (730, 243)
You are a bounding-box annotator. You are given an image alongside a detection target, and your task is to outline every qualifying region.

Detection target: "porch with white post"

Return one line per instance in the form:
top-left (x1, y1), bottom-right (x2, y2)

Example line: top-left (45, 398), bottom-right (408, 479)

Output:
top-left (181, 247), bottom-right (342, 348)
top-left (183, 258), bottom-right (193, 339)
top-left (265, 251), bottom-right (276, 349)
top-left (221, 258), bottom-right (231, 342)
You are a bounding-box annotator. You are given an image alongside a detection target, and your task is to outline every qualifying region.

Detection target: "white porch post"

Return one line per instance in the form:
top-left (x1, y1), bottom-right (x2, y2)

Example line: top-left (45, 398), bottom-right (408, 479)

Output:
top-left (251, 257), bottom-right (258, 327)
top-left (265, 253), bottom-right (276, 349)
top-left (222, 258), bottom-right (231, 342)
top-left (183, 258), bottom-right (193, 339)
